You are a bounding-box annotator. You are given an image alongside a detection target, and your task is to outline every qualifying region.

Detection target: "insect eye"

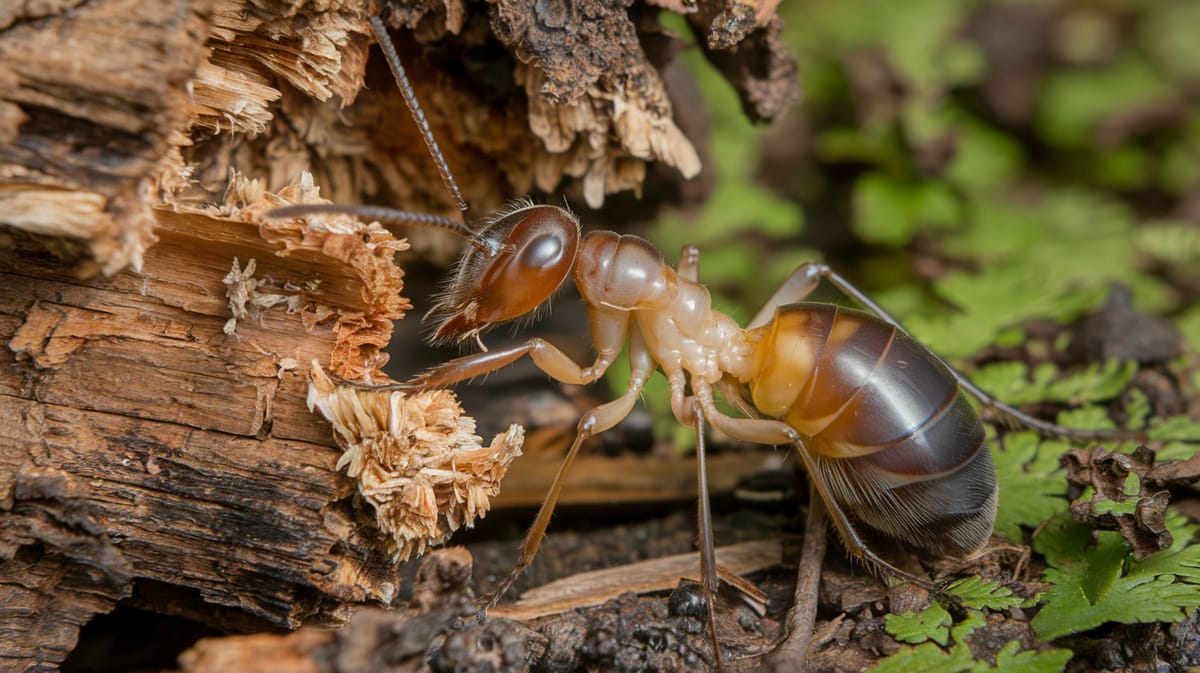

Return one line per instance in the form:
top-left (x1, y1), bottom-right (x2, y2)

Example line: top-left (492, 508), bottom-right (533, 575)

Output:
top-left (520, 233), bottom-right (566, 273)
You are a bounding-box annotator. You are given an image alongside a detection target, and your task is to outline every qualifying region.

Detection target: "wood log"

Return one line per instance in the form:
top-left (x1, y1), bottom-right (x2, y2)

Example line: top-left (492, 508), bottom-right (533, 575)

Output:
top-left (0, 1), bottom-right (798, 670)
top-left (1, 177), bottom-right (413, 670)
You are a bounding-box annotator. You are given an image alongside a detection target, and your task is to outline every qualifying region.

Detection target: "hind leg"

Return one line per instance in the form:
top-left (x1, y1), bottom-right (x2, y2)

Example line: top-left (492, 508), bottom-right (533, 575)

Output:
top-left (761, 262), bottom-right (1141, 442)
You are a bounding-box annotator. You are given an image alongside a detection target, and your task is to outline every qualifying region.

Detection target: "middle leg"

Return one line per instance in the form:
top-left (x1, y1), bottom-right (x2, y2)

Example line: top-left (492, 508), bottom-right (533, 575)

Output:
top-left (479, 328), bottom-right (658, 608)
top-left (692, 407), bottom-right (726, 671)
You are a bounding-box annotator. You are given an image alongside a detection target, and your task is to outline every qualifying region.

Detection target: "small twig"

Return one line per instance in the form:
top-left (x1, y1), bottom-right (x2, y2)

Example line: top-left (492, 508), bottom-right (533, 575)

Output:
top-left (489, 539), bottom-right (778, 621)
top-left (765, 481), bottom-right (827, 672)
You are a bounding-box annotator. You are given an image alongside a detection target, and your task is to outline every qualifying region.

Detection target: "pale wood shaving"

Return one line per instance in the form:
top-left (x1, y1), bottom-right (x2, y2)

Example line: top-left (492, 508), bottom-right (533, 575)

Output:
top-left (308, 362), bottom-right (525, 561)
top-left (492, 539), bottom-right (779, 621)
top-left (189, 58), bottom-right (280, 136)
top-left (223, 257), bottom-right (295, 335)
top-left (0, 184), bottom-right (155, 275)
top-left (189, 0), bottom-right (370, 139)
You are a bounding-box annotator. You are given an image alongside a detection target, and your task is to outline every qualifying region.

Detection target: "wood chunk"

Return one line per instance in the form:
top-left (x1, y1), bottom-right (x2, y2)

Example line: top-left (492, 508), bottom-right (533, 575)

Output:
top-left (0, 0), bottom-right (211, 274)
top-left (0, 177), bottom-right (411, 669)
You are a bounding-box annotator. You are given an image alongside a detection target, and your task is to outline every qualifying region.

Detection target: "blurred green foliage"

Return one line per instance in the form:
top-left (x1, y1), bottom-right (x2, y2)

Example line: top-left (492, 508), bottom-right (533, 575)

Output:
top-left (631, 0), bottom-right (1200, 448)
top-left (657, 0), bottom-right (1199, 349)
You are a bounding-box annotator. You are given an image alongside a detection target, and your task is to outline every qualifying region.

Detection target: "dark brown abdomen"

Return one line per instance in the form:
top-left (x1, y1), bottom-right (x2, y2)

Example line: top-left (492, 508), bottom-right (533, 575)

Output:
top-left (752, 303), bottom-right (997, 557)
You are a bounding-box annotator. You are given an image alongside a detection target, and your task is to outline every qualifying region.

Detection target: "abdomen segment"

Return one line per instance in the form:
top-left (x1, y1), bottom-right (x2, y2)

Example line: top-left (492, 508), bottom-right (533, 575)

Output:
top-left (750, 303), bottom-right (997, 556)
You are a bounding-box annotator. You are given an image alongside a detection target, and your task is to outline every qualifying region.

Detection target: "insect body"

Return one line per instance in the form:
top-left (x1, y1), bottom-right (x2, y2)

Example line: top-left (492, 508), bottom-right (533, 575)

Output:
top-left (573, 232), bottom-right (999, 563)
top-left (271, 12), bottom-right (1130, 667)
top-left (397, 223), bottom-right (1005, 589)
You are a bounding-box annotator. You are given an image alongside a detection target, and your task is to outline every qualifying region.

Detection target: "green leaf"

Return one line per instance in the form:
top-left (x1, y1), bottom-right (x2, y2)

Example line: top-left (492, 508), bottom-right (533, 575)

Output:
top-left (872, 612), bottom-right (984, 673)
top-left (1140, 1), bottom-right (1200, 81)
top-left (1177, 304), bottom-right (1200, 353)
top-left (1053, 406), bottom-right (1116, 433)
top-left (872, 640), bottom-right (973, 673)
top-left (944, 577), bottom-right (1024, 611)
top-left (1092, 498), bottom-right (1138, 516)
top-left (1042, 360), bottom-right (1137, 405)
top-left (886, 602), bottom-right (953, 645)
top-left (940, 201), bottom-right (1043, 263)
top-left (945, 120), bottom-right (1025, 193)
top-left (1090, 145), bottom-right (1152, 190)
top-left (1147, 410), bottom-right (1200, 460)
top-left (984, 641), bottom-right (1073, 673)
top-left (1161, 131), bottom-right (1200, 195)
top-left (1133, 221), bottom-right (1200, 267)
top-left (969, 360), bottom-right (1135, 407)
top-left (1122, 472), bottom-right (1140, 497)
top-left (877, 611), bottom-right (1069, 673)
top-left (1123, 389), bottom-right (1151, 429)
top-left (992, 432), bottom-right (1068, 543)
top-left (1148, 414), bottom-right (1200, 441)
top-left (1038, 53), bottom-right (1173, 148)
top-left (1030, 515), bottom-right (1200, 640)
top-left (854, 174), bottom-right (957, 246)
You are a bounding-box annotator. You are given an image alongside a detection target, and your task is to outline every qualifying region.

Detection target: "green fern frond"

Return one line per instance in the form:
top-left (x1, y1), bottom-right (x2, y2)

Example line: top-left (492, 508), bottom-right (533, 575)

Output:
top-left (885, 602), bottom-right (952, 645)
top-left (1030, 514), bottom-right (1200, 641)
top-left (944, 577), bottom-right (1025, 611)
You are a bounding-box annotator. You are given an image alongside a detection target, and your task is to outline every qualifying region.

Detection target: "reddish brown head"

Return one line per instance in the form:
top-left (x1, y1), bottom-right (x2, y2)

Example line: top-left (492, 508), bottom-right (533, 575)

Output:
top-left (425, 201), bottom-right (581, 346)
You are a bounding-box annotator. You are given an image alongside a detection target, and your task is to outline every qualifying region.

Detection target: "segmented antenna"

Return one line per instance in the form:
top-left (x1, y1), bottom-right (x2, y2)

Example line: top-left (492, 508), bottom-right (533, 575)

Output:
top-left (368, 15), bottom-right (469, 219)
top-left (269, 203), bottom-right (495, 254)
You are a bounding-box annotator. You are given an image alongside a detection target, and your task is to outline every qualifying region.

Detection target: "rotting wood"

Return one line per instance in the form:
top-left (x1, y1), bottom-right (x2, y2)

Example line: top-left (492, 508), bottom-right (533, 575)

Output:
top-left (1, 175), bottom-right (415, 669)
top-left (491, 449), bottom-right (785, 509)
top-left (0, 0), bottom-right (212, 275)
top-left (0, 0), bottom-right (800, 669)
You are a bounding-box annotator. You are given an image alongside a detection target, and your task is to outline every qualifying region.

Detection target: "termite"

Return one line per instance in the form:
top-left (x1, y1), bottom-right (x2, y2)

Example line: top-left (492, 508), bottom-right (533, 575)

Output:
top-left (271, 12), bottom-right (1140, 668)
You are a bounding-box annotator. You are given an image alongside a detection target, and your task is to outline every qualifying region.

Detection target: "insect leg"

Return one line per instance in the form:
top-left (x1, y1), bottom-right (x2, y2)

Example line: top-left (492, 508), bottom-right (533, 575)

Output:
top-left (406, 339), bottom-right (608, 388)
top-left (692, 404), bottom-right (727, 672)
top-left (478, 328), bottom-right (658, 608)
top-left (777, 262), bottom-right (1141, 442)
top-left (367, 311), bottom-right (632, 390)
top-left (689, 383), bottom-right (937, 590)
top-left (746, 261), bottom-right (825, 329)
top-left (664, 373), bottom-right (726, 669)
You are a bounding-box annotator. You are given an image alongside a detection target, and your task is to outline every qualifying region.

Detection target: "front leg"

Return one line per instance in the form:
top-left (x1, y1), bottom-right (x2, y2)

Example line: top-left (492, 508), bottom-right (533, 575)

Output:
top-left (479, 325), bottom-right (658, 608)
top-left (408, 338), bottom-right (606, 388)
top-left (367, 310), bottom-right (632, 390)
top-left (677, 245), bottom-right (701, 283)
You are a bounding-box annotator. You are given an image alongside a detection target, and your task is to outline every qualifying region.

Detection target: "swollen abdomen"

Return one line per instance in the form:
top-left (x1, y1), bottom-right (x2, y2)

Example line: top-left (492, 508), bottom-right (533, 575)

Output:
top-left (750, 303), bottom-right (997, 557)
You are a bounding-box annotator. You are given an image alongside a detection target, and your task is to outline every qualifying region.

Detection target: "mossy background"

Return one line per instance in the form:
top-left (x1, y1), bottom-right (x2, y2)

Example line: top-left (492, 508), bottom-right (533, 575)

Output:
top-left (675, 0), bottom-right (1199, 340)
